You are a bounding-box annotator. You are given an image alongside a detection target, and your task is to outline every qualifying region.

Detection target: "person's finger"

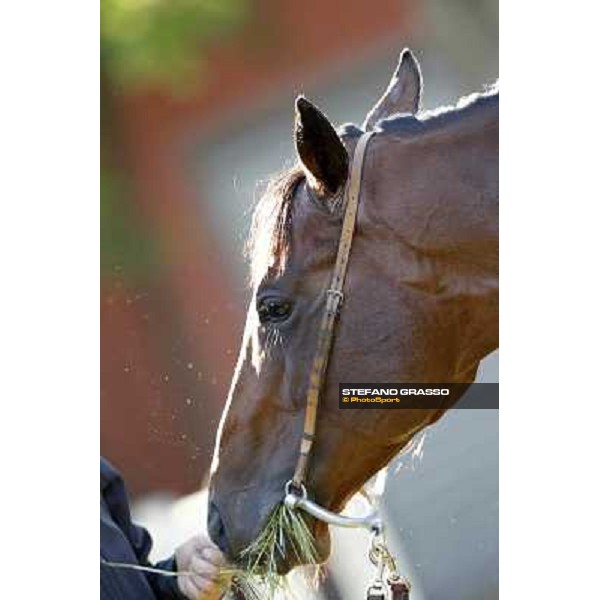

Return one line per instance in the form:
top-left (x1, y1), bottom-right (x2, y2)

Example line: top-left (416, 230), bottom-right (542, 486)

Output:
top-left (190, 555), bottom-right (219, 579)
top-left (199, 546), bottom-right (226, 566)
top-left (192, 534), bottom-right (219, 552)
top-left (178, 575), bottom-right (202, 600)
top-left (190, 572), bottom-right (217, 593)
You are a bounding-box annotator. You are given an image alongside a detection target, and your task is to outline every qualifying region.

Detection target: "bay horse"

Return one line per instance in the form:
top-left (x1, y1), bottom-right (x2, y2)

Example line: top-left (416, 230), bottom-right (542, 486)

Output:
top-left (208, 48), bottom-right (498, 574)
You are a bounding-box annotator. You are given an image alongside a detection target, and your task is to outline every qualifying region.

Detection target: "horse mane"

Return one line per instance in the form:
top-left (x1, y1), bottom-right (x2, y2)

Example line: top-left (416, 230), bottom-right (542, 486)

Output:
top-left (376, 81), bottom-right (499, 137)
top-left (421, 80), bottom-right (498, 119)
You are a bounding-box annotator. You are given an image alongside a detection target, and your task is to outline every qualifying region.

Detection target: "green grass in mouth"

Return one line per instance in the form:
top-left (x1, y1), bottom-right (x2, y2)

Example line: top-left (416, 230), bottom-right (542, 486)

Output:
top-left (221, 502), bottom-right (321, 599)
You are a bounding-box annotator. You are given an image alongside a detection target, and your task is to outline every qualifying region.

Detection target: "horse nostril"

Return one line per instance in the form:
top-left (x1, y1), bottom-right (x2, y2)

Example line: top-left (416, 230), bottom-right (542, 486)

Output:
top-left (208, 502), bottom-right (231, 557)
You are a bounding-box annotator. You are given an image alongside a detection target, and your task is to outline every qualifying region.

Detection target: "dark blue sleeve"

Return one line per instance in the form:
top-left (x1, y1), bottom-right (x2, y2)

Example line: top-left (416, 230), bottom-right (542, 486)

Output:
top-left (101, 458), bottom-right (186, 600)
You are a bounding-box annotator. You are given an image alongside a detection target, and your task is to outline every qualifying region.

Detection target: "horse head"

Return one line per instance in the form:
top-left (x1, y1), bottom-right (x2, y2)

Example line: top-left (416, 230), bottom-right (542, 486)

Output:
top-left (208, 49), bottom-right (498, 573)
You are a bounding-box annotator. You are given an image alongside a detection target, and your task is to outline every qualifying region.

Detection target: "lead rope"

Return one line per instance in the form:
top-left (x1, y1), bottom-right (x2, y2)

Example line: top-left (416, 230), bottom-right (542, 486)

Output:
top-left (100, 558), bottom-right (189, 577)
top-left (100, 558), bottom-right (246, 598)
top-left (291, 131), bottom-right (376, 489)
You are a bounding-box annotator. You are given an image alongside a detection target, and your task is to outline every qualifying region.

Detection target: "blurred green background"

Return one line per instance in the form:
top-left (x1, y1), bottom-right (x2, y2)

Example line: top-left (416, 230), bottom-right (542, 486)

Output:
top-left (101, 0), bottom-right (249, 284)
top-left (101, 0), bottom-right (249, 89)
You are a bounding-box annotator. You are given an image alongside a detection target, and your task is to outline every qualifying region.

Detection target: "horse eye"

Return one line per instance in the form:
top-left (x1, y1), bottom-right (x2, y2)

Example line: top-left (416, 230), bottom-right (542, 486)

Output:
top-left (257, 297), bottom-right (293, 324)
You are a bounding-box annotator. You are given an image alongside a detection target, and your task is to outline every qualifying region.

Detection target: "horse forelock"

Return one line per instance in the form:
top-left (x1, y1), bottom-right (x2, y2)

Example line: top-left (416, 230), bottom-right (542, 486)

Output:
top-left (246, 167), bottom-right (305, 289)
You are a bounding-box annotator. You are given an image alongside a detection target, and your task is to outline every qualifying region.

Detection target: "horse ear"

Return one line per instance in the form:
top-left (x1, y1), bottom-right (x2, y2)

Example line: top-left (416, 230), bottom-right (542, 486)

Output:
top-left (363, 48), bottom-right (422, 130)
top-left (294, 96), bottom-right (349, 197)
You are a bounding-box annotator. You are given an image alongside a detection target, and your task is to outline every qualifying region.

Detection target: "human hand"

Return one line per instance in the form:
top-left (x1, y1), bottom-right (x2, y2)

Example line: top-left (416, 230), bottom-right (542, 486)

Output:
top-left (175, 534), bottom-right (228, 600)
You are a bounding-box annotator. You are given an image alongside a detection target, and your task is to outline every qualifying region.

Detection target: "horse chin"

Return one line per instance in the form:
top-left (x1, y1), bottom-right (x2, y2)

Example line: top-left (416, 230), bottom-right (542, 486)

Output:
top-left (313, 519), bottom-right (332, 562)
top-left (276, 520), bottom-right (331, 575)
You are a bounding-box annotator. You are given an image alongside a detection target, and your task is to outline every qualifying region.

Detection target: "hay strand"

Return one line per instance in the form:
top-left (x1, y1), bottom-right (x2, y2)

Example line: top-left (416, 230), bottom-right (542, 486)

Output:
top-left (224, 502), bottom-right (320, 599)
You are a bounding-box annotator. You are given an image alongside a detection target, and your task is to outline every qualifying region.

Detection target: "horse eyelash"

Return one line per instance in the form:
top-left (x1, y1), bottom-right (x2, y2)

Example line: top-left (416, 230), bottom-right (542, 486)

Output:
top-left (263, 326), bottom-right (284, 355)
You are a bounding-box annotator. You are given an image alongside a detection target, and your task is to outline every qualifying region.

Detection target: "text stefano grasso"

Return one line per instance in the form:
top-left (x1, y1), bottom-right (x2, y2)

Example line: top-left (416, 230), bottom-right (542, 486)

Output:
top-left (341, 387), bottom-right (451, 396)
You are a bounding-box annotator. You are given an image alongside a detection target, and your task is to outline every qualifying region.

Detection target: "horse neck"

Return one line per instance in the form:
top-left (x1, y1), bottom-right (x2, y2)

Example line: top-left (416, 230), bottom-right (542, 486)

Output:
top-left (369, 94), bottom-right (498, 254)
top-left (366, 95), bottom-right (499, 374)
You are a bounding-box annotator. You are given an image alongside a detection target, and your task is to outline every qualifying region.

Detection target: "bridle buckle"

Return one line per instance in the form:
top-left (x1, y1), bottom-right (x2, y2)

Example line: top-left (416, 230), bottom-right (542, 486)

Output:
top-left (326, 289), bottom-right (344, 312)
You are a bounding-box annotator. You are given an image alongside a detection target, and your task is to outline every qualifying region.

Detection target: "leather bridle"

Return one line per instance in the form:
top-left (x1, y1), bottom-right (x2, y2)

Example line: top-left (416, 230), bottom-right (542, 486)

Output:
top-left (283, 130), bottom-right (411, 597)
top-left (284, 131), bottom-right (380, 529)
top-left (292, 130), bottom-right (375, 489)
